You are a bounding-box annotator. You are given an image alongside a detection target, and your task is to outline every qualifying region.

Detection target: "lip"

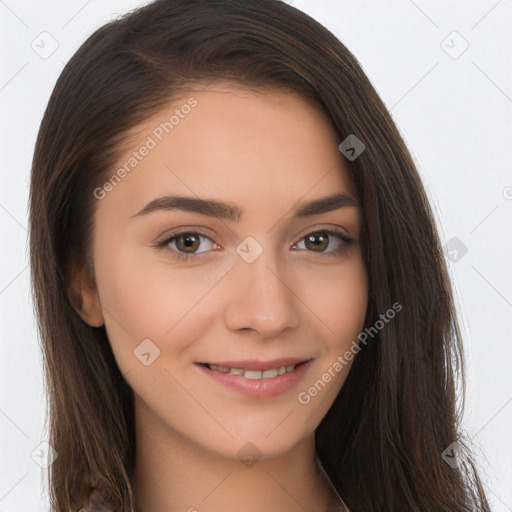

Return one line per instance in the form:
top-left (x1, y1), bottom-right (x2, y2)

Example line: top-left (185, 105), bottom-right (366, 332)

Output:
top-left (197, 357), bottom-right (310, 371)
top-left (195, 359), bottom-right (314, 398)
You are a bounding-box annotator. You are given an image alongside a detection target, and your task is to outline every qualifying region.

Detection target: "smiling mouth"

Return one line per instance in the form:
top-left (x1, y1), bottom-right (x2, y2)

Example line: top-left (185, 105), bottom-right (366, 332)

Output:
top-left (195, 358), bottom-right (314, 398)
top-left (196, 361), bottom-right (310, 380)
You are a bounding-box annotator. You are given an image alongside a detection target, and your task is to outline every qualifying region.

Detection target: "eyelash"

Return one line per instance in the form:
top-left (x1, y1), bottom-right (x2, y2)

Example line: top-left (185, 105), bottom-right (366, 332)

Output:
top-left (155, 228), bottom-right (354, 263)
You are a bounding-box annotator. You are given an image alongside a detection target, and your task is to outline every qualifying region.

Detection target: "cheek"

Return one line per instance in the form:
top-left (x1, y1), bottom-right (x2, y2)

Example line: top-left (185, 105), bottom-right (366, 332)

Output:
top-left (300, 256), bottom-right (368, 347)
top-left (292, 260), bottom-right (367, 425)
top-left (94, 247), bottom-right (228, 369)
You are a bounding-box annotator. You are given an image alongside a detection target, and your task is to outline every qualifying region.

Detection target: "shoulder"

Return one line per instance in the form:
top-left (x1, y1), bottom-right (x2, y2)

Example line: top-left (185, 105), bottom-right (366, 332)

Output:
top-left (79, 489), bottom-right (114, 512)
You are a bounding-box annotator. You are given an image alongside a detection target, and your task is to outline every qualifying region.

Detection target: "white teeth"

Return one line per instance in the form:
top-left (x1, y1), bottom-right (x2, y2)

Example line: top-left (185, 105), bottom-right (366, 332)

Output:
top-left (262, 368), bottom-right (278, 379)
top-left (209, 364), bottom-right (229, 372)
top-left (244, 370), bottom-right (262, 379)
top-left (207, 363), bottom-right (298, 379)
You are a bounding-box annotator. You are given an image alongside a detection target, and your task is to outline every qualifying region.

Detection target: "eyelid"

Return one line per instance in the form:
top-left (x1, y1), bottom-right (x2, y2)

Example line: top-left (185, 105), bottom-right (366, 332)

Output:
top-left (292, 224), bottom-right (353, 244)
top-left (154, 226), bottom-right (218, 246)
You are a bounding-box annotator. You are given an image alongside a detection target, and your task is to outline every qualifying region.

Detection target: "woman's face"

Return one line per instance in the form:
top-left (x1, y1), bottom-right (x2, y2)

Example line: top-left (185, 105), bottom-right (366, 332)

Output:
top-left (82, 84), bottom-right (368, 460)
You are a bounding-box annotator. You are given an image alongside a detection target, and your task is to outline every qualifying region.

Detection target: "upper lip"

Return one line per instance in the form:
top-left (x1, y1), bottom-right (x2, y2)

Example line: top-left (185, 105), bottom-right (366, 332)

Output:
top-left (197, 357), bottom-right (312, 371)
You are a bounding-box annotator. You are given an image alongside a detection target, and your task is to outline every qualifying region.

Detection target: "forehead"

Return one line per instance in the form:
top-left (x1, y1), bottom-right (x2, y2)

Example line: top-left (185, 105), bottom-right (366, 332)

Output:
top-left (99, 85), bottom-right (356, 216)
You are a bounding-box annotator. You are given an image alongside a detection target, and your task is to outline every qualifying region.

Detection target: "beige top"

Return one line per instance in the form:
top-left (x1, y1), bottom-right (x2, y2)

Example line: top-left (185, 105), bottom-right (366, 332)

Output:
top-left (80, 488), bottom-right (111, 512)
top-left (315, 452), bottom-right (350, 512)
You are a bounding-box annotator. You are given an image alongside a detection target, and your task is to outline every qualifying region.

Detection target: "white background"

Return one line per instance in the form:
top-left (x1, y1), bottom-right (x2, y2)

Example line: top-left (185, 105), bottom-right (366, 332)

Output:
top-left (0, 1), bottom-right (511, 510)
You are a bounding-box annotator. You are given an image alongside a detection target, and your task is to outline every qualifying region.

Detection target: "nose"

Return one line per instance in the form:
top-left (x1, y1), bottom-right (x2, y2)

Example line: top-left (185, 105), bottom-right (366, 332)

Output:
top-left (224, 246), bottom-right (301, 338)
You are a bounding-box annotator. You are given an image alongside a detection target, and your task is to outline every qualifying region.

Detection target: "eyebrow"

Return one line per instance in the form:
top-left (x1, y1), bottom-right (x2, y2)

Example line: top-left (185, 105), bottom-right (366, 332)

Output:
top-left (132, 192), bottom-right (359, 221)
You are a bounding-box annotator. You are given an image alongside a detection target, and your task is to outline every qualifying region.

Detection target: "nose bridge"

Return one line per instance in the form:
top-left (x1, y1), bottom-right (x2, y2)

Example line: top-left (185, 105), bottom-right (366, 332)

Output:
top-left (224, 237), bottom-right (301, 336)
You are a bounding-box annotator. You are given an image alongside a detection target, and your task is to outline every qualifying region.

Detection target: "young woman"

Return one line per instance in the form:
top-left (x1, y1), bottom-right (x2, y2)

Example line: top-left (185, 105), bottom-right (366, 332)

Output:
top-left (29, 0), bottom-right (490, 511)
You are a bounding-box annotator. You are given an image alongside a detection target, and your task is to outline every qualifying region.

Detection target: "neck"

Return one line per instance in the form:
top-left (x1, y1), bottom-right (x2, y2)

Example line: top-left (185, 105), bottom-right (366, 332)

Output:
top-left (130, 400), bottom-right (341, 512)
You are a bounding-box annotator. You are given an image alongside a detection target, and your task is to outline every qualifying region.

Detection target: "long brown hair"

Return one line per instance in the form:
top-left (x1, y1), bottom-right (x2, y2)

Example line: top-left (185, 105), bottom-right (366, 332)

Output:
top-left (29, 0), bottom-right (489, 510)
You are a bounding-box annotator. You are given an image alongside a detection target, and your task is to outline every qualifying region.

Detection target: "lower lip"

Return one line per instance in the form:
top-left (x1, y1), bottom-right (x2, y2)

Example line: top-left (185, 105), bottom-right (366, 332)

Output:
top-left (196, 360), bottom-right (313, 398)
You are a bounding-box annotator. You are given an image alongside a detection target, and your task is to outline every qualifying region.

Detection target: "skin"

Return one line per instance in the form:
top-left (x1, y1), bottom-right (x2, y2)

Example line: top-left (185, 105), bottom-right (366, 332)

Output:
top-left (75, 84), bottom-right (368, 512)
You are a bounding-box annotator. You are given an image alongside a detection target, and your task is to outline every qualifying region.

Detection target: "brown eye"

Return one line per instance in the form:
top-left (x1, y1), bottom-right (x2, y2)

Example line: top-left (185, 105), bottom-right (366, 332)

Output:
top-left (156, 230), bottom-right (217, 262)
top-left (293, 229), bottom-right (353, 257)
top-left (304, 232), bottom-right (329, 252)
top-left (175, 233), bottom-right (202, 253)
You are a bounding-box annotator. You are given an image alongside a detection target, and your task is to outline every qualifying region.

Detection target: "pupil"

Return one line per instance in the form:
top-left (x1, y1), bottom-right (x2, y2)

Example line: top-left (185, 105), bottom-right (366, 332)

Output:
top-left (307, 233), bottom-right (328, 251)
top-left (179, 234), bottom-right (199, 252)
